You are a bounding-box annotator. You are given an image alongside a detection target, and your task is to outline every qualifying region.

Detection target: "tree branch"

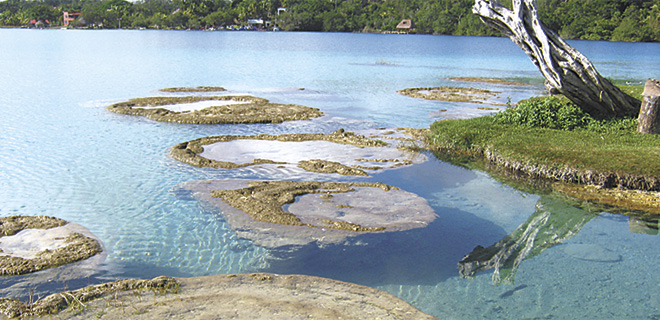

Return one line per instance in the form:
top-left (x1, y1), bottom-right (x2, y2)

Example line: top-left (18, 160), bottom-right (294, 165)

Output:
top-left (472, 0), bottom-right (640, 118)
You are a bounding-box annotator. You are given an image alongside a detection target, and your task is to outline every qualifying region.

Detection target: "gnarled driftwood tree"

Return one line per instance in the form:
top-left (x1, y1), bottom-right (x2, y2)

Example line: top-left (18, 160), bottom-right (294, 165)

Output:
top-left (473, 0), bottom-right (640, 119)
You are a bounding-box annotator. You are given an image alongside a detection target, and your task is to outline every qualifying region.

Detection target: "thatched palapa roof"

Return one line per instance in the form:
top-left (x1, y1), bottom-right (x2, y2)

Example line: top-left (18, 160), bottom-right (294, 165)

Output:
top-left (396, 19), bottom-right (412, 29)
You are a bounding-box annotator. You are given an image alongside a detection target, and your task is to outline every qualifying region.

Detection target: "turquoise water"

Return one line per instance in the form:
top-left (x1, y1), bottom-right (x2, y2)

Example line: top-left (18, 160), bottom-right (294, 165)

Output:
top-left (1, 29), bottom-right (660, 319)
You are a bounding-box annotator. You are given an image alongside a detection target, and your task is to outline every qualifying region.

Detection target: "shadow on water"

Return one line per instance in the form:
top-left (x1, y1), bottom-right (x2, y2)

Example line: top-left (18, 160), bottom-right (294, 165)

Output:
top-left (259, 204), bottom-right (508, 287)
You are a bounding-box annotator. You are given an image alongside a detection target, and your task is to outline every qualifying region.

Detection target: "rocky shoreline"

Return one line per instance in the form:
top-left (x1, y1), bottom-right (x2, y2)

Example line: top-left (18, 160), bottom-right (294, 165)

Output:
top-left (484, 148), bottom-right (660, 191)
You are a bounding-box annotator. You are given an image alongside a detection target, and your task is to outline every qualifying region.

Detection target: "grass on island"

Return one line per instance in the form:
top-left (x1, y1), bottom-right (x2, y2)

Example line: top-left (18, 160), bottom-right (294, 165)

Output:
top-left (429, 94), bottom-right (660, 184)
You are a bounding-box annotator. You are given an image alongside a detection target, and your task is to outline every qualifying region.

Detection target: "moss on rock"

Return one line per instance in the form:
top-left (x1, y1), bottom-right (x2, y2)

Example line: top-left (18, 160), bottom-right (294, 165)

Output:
top-left (107, 95), bottom-right (323, 124)
top-left (298, 159), bottom-right (369, 176)
top-left (0, 216), bottom-right (67, 237)
top-left (211, 180), bottom-right (394, 231)
top-left (170, 129), bottom-right (388, 173)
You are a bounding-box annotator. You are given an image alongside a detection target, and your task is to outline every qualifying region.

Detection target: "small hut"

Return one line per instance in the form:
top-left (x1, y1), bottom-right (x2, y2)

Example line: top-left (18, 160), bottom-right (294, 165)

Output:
top-left (396, 19), bottom-right (412, 33)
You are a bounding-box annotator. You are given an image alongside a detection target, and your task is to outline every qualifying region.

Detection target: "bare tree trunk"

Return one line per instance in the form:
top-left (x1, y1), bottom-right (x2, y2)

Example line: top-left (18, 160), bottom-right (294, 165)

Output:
top-left (473, 0), bottom-right (640, 119)
top-left (637, 79), bottom-right (660, 134)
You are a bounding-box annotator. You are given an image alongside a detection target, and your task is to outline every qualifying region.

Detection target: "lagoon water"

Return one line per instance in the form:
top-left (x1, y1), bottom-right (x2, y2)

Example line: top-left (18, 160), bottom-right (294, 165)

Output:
top-left (1, 29), bottom-right (660, 319)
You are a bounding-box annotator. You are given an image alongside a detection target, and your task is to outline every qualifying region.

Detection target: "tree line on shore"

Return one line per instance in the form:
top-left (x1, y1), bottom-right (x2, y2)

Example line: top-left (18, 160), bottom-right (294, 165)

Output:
top-left (1, 0), bottom-right (658, 42)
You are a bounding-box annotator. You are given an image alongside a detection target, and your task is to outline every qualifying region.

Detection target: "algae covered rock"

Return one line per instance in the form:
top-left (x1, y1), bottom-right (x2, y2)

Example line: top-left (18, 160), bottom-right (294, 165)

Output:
top-left (107, 95), bottom-right (323, 124)
top-left (174, 179), bottom-right (437, 248)
top-left (170, 129), bottom-right (426, 176)
top-left (0, 216), bottom-right (103, 276)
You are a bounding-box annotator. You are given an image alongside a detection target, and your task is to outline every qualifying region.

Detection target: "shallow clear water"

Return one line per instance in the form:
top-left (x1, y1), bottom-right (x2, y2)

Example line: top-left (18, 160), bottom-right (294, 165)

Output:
top-left (1, 29), bottom-right (660, 319)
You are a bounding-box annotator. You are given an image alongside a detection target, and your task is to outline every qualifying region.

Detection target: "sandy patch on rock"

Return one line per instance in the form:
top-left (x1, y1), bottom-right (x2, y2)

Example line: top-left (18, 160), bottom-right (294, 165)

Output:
top-left (140, 99), bottom-right (249, 113)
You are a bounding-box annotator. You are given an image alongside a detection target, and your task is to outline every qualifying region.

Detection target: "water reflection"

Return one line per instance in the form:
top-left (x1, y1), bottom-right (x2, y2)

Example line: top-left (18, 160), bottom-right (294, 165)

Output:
top-left (259, 205), bottom-right (507, 287)
top-left (458, 197), bottom-right (597, 285)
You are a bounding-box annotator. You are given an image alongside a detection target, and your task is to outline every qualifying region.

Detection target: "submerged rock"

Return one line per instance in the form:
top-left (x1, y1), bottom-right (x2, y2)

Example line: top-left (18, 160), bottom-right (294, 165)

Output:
top-left (0, 216), bottom-right (103, 276)
top-left (174, 179), bottom-right (437, 248)
top-left (553, 183), bottom-right (660, 215)
top-left (2, 274), bottom-right (437, 320)
top-left (107, 95), bottom-right (323, 124)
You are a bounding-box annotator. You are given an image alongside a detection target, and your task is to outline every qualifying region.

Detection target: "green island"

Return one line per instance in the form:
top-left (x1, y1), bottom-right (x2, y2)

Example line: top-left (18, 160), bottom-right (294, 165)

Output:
top-left (427, 87), bottom-right (660, 215)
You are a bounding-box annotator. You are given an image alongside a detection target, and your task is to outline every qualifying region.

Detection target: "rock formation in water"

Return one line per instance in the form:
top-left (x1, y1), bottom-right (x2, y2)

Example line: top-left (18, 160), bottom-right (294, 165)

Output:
top-left (0, 216), bottom-right (103, 276)
top-left (107, 95), bottom-right (323, 124)
top-left (174, 179), bottom-right (437, 248)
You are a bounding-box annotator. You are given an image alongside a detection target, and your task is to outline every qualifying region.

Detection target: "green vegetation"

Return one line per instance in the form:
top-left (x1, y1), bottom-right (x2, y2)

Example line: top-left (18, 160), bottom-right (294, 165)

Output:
top-left (539, 0), bottom-right (660, 42)
top-left (492, 96), bottom-right (594, 130)
top-left (429, 94), bottom-right (660, 190)
top-left (1, 0), bottom-right (658, 42)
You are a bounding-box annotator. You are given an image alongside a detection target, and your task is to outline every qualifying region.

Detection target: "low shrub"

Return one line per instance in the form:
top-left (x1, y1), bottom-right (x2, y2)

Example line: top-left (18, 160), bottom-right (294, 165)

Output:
top-left (493, 96), bottom-right (593, 130)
